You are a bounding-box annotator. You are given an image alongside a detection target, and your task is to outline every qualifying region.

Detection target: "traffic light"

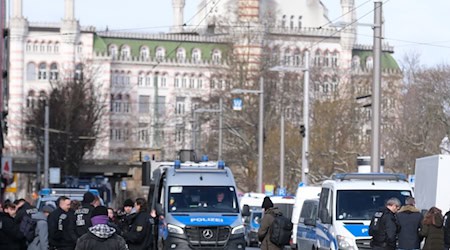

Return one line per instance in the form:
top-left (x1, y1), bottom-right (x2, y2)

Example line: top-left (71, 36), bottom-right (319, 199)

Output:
top-left (300, 124), bottom-right (305, 138)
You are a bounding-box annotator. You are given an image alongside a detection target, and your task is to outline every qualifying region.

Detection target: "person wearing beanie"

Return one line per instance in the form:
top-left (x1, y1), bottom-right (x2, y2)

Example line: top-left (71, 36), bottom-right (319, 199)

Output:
top-left (27, 205), bottom-right (54, 250)
top-left (258, 196), bottom-right (283, 250)
top-left (122, 198), bottom-right (152, 250)
top-left (75, 206), bottom-right (128, 250)
top-left (117, 199), bottom-right (136, 235)
top-left (74, 192), bottom-right (97, 237)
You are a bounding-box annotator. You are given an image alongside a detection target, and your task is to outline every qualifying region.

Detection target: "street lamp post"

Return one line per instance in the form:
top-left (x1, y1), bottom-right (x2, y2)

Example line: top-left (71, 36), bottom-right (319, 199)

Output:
top-left (193, 98), bottom-right (223, 160)
top-left (270, 51), bottom-right (310, 186)
top-left (231, 77), bottom-right (264, 193)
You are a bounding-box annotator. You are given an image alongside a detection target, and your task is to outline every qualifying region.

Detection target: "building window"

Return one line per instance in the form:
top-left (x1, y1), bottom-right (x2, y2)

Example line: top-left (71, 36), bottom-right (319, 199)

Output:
top-left (175, 75), bottom-right (181, 88)
top-left (121, 45), bottom-right (131, 59)
top-left (314, 50), bottom-right (321, 67)
top-left (366, 56), bottom-right (374, 69)
top-left (138, 73), bottom-right (145, 86)
top-left (77, 42), bottom-right (83, 54)
top-left (75, 64), bottom-right (83, 80)
top-left (123, 95), bottom-right (130, 113)
top-left (175, 124), bottom-right (184, 143)
top-left (197, 78), bottom-right (203, 88)
top-left (294, 50), bottom-right (302, 66)
top-left (138, 123), bottom-right (149, 142)
top-left (54, 42), bottom-right (59, 53)
top-left (182, 76), bottom-right (187, 88)
top-left (47, 42), bottom-right (53, 53)
top-left (176, 48), bottom-right (186, 61)
top-left (156, 47), bottom-right (165, 61)
top-left (212, 49), bottom-right (221, 63)
top-left (140, 46), bottom-right (149, 60)
top-left (38, 63), bottom-right (47, 80)
top-left (323, 51), bottom-right (330, 67)
top-left (26, 41), bottom-right (32, 52)
top-left (124, 72), bottom-right (130, 85)
top-left (189, 78), bottom-right (195, 88)
top-left (282, 15), bottom-right (286, 28)
top-left (192, 48), bottom-right (201, 62)
top-left (298, 16), bottom-right (302, 29)
top-left (50, 63), bottom-right (58, 80)
top-left (284, 49), bottom-right (291, 65)
top-left (352, 56), bottom-right (360, 70)
top-left (145, 75), bottom-right (152, 86)
top-left (109, 44), bottom-right (118, 58)
top-left (161, 75), bottom-right (167, 87)
top-left (290, 15), bottom-right (294, 29)
top-left (26, 62), bottom-right (36, 81)
top-left (157, 96), bottom-right (166, 116)
top-left (113, 94), bottom-right (122, 112)
top-left (139, 95), bottom-right (150, 113)
top-left (40, 42), bottom-right (46, 52)
top-left (332, 51), bottom-right (339, 67)
top-left (26, 90), bottom-right (36, 108)
top-left (175, 97), bottom-right (185, 115)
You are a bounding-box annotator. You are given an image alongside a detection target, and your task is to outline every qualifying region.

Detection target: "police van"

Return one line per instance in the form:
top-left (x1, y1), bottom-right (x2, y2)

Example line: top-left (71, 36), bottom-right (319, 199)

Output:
top-left (36, 188), bottom-right (103, 210)
top-left (148, 159), bottom-right (246, 250)
top-left (310, 173), bottom-right (413, 250)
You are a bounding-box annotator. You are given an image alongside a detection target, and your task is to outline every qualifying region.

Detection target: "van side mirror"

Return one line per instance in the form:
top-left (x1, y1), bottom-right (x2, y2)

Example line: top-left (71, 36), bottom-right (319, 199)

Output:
top-left (319, 208), bottom-right (331, 224)
top-left (242, 205), bottom-right (250, 217)
top-left (156, 203), bottom-right (164, 216)
top-left (304, 218), bottom-right (316, 227)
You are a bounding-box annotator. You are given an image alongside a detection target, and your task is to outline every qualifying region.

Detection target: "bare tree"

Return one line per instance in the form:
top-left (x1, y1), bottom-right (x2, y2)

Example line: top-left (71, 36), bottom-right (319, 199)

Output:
top-left (26, 64), bottom-right (107, 176)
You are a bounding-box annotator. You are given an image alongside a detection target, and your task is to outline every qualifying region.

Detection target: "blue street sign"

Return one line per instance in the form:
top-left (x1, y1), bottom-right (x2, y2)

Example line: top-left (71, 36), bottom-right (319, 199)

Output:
top-left (232, 98), bottom-right (243, 111)
top-left (144, 154), bottom-right (150, 162)
top-left (278, 187), bottom-right (286, 196)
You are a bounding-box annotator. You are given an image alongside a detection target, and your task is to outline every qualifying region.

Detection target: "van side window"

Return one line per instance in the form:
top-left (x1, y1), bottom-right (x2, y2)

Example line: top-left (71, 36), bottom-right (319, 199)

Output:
top-left (319, 188), bottom-right (332, 224)
top-left (300, 202), bottom-right (313, 221)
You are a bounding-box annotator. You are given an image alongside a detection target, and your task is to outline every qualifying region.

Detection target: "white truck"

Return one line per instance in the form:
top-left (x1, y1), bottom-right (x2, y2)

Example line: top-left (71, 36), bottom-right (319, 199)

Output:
top-left (415, 154), bottom-right (450, 212)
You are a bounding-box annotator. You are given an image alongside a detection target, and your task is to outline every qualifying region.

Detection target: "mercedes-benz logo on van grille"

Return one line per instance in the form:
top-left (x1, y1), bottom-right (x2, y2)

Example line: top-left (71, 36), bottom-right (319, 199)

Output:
top-left (202, 229), bottom-right (214, 239)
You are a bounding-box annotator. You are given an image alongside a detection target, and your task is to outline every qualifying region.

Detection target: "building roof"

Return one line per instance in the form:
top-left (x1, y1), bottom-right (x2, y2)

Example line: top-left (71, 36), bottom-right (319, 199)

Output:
top-left (352, 49), bottom-right (400, 70)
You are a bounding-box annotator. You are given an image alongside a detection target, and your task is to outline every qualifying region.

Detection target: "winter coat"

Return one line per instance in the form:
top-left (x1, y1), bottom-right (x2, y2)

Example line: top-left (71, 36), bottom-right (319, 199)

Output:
top-left (122, 211), bottom-right (152, 250)
top-left (396, 205), bottom-right (423, 249)
top-left (420, 213), bottom-right (445, 250)
top-left (369, 206), bottom-right (399, 250)
top-left (27, 212), bottom-right (49, 250)
top-left (444, 211), bottom-right (450, 248)
top-left (15, 202), bottom-right (38, 250)
top-left (74, 203), bottom-right (94, 237)
top-left (75, 224), bottom-right (128, 250)
top-left (0, 211), bottom-right (24, 250)
top-left (48, 207), bottom-right (77, 250)
top-left (258, 207), bottom-right (283, 250)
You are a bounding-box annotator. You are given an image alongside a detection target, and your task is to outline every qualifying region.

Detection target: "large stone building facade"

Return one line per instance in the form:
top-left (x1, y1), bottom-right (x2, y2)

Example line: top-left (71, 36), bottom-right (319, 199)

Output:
top-left (5, 0), bottom-right (401, 166)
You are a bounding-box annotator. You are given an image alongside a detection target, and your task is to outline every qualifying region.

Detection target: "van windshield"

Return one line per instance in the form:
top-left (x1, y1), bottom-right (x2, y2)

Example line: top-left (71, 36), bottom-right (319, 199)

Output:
top-left (336, 190), bottom-right (411, 220)
top-left (168, 186), bottom-right (239, 213)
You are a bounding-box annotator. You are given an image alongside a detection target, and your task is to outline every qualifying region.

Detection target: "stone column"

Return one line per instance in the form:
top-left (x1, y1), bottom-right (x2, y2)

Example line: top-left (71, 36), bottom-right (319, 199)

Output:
top-left (171, 0), bottom-right (185, 33)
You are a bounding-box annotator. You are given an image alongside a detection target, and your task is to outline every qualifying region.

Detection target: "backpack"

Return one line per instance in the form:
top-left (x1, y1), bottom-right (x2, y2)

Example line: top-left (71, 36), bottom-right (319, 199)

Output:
top-left (20, 214), bottom-right (37, 243)
top-left (270, 214), bottom-right (293, 246)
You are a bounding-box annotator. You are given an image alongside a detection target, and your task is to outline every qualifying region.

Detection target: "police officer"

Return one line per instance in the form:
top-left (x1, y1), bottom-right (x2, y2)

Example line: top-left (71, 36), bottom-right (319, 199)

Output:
top-left (0, 202), bottom-right (24, 250)
top-left (369, 197), bottom-right (401, 250)
top-left (48, 196), bottom-right (77, 250)
top-left (74, 192), bottom-right (97, 237)
top-left (122, 198), bottom-right (152, 250)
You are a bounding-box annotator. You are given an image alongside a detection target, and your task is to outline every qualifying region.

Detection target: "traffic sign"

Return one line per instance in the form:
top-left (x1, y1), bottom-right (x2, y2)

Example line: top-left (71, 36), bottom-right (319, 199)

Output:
top-left (232, 98), bottom-right (243, 111)
top-left (1, 156), bottom-right (12, 178)
top-left (278, 187), bottom-right (286, 196)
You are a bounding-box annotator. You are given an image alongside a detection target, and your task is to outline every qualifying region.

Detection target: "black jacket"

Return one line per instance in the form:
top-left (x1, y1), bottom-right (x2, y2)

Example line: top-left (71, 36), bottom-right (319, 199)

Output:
top-left (0, 212), bottom-right (24, 250)
top-left (397, 205), bottom-right (423, 249)
top-left (75, 224), bottom-right (128, 250)
top-left (123, 211), bottom-right (152, 250)
top-left (74, 203), bottom-right (94, 237)
top-left (369, 206), bottom-right (399, 250)
top-left (48, 207), bottom-right (77, 249)
top-left (15, 202), bottom-right (37, 250)
top-left (444, 211), bottom-right (450, 247)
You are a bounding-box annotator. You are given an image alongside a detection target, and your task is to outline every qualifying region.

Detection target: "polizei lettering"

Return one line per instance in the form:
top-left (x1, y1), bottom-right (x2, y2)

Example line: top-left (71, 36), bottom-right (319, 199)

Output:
top-left (190, 217), bottom-right (224, 223)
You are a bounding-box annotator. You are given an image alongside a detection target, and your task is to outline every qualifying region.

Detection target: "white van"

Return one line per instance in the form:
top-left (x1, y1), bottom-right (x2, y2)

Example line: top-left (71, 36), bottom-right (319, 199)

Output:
top-left (290, 185), bottom-right (321, 248)
top-left (239, 192), bottom-right (265, 211)
top-left (314, 173), bottom-right (413, 249)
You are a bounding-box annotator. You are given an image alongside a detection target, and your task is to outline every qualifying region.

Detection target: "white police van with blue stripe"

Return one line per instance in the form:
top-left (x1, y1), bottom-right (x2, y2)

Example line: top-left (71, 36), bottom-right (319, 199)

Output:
top-left (308, 173), bottom-right (412, 250)
top-left (148, 157), bottom-right (246, 250)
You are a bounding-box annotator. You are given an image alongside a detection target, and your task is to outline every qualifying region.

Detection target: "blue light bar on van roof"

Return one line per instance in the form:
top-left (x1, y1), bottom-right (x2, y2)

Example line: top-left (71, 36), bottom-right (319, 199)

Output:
top-left (174, 160), bottom-right (181, 169)
top-left (218, 160), bottom-right (225, 169)
top-left (39, 188), bottom-right (52, 196)
top-left (201, 155), bottom-right (209, 162)
top-left (333, 173), bottom-right (407, 182)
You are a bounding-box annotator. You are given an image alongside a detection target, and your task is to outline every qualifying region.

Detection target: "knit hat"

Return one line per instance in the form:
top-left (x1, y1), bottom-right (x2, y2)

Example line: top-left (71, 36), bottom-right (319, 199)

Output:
top-left (123, 199), bottom-right (134, 208)
top-left (82, 191), bottom-right (96, 204)
top-left (261, 196), bottom-right (274, 209)
top-left (41, 205), bottom-right (55, 213)
top-left (91, 206), bottom-right (109, 226)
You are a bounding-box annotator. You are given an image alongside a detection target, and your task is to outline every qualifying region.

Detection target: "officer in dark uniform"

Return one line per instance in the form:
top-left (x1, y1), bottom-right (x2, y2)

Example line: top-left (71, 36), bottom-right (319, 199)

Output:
top-left (123, 198), bottom-right (152, 250)
top-left (0, 202), bottom-right (24, 250)
top-left (369, 197), bottom-right (401, 250)
top-left (73, 191), bottom-right (96, 237)
top-left (48, 196), bottom-right (77, 250)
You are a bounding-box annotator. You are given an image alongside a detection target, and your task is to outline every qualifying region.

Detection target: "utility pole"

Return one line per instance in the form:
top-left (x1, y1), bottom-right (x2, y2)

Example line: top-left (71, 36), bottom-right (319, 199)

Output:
top-left (44, 103), bottom-right (49, 188)
top-left (218, 98), bottom-right (223, 160)
top-left (258, 77), bottom-right (264, 193)
top-left (280, 112), bottom-right (285, 188)
top-left (371, 0), bottom-right (382, 173)
top-left (302, 51), bottom-right (310, 185)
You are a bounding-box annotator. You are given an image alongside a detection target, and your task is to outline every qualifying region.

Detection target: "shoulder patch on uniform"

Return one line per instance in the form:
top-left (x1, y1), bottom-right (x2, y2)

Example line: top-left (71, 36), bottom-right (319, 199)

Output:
top-left (60, 213), bottom-right (67, 219)
top-left (136, 226), bottom-right (143, 232)
top-left (374, 212), bottom-right (383, 218)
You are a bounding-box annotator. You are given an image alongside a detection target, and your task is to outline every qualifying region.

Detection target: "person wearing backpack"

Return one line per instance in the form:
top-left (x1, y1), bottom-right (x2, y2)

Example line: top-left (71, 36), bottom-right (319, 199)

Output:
top-left (258, 196), bottom-right (283, 250)
top-left (15, 199), bottom-right (38, 250)
top-left (28, 205), bottom-right (54, 250)
top-left (369, 197), bottom-right (401, 250)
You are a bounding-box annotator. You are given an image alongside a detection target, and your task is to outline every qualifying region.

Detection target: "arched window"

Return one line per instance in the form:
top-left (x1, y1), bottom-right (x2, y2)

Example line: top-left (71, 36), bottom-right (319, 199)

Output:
top-left (140, 46), bottom-right (149, 60)
top-left (332, 51), bottom-right (339, 67)
top-left (77, 42), bottom-right (83, 54)
top-left (156, 47), bottom-right (165, 61)
top-left (284, 48), bottom-right (291, 65)
top-left (40, 42), bottom-right (46, 52)
top-left (298, 16), bottom-right (302, 29)
top-left (138, 72), bottom-right (145, 86)
top-left (352, 56), bottom-right (360, 70)
top-left (293, 49), bottom-right (302, 66)
top-left (145, 74), bottom-right (152, 86)
top-left (282, 15), bottom-right (286, 28)
top-left (109, 44), bottom-right (118, 58)
top-left (114, 94), bottom-right (122, 112)
top-left (314, 50), bottom-right (321, 66)
top-left (212, 49), bottom-right (222, 63)
top-left (121, 45), bottom-right (131, 59)
top-left (323, 51), bottom-right (330, 67)
top-left (290, 16), bottom-right (294, 29)
top-left (182, 74), bottom-right (187, 88)
top-left (47, 42), bottom-right (53, 53)
top-left (54, 42), bottom-right (59, 53)
top-left (27, 90), bottom-right (35, 108)
top-left (33, 41), bottom-right (39, 52)
top-left (50, 63), bottom-right (58, 80)
top-left (366, 56), bottom-right (374, 69)
top-left (124, 71), bottom-right (131, 85)
top-left (160, 73), bottom-right (167, 87)
top-left (26, 41), bottom-right (32, 52)
top-left (123, 95), bottom-right (130, 113)
top-left (192, 48), bottom-right (201, 63)
top-left (174, 74), bottom-right (181, 88)
top-left (75, 64), bottom-right (83, 80)
top-left (26, 62), bottom-right (36, 81)
top-left (176, 47), bottom-right (186, 61)
top-left (38, 63), bottom-right (47, 80)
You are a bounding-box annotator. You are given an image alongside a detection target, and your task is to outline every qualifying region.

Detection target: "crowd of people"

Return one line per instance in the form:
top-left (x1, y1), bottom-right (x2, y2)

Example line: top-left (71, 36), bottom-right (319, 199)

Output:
top-left (0, 193), bottom-right (159, 250)
top-left (369, 196), bottom-right (450, 250)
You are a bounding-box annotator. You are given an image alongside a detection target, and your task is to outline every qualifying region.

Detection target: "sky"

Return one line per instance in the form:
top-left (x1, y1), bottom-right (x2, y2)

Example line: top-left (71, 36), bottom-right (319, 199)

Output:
top-left (16, 0), bottom-right (450, 67)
